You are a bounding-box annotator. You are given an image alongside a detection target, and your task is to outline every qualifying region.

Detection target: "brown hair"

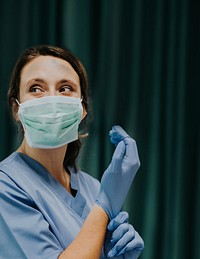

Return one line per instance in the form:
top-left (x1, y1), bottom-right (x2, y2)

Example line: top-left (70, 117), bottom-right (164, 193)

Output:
top-left (8, 45), bottom-right (89, 171)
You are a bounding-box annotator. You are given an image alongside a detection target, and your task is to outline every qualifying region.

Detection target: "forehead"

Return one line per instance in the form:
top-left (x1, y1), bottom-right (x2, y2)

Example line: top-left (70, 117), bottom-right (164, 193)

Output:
top-left (20, 55), bottom-right (80, 84)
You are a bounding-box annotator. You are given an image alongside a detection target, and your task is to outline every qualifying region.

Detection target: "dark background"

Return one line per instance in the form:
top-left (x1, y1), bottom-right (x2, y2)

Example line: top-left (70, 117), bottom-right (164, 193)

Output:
top-left (0, 1), bottom-right (199, 258)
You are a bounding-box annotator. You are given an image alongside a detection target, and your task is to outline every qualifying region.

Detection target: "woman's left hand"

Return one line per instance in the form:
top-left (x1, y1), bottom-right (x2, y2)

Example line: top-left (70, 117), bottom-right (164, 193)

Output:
top-left (104, 211), bottom-right (144, 258)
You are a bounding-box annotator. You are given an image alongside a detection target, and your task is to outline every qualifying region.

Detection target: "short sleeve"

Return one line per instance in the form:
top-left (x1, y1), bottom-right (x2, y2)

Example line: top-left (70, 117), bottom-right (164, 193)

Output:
top-left (0, 211), bottom-right (27, 258)
top-left (0, 171), bottom-right (63, 259)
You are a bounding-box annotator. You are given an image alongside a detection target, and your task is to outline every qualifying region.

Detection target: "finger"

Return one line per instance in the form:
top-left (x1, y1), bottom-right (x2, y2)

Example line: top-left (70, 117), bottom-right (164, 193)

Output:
top-left (115, 239), bottom-right (142, 257)
top-left (110, 141), bottom-right (126, 168)
top-left (109, 229), bottom-right (144, 257)
top-left (109, 125), bottom-right (129, 145)
top-left (112, 125), bottom-right (129, 138)
top-left (130, 230), bottom-right (145, 251)
top-left (111, 223), bottom-right (133, 246)
top-left (110, 126), bottom-right (140, 170)
top-left (108, 211), bottom-right (129, 231)
top-left (107, 225), bottom-right (135, 257)
top-left (122, 137), bottom-right (140, 170)
top-left (122, 231), bottom-right (144, 253)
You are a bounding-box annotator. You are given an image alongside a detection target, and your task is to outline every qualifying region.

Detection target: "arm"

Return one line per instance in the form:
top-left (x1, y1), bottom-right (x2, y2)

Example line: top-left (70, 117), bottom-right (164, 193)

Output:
top-left (60, 126), bottom-right (141, 258)
top-left (0, 174), bottom-right (109, 259)
top-left (59, 205), bottom-right (109, 259)
top-left (0, 126), bottom-right (141, 258)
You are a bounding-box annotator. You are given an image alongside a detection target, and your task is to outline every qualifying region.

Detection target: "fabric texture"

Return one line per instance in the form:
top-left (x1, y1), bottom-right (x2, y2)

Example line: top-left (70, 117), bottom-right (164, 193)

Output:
top-left (0, 152), bottom-right (140, 259)
top-left (0, 152), bottom-right (98, 258)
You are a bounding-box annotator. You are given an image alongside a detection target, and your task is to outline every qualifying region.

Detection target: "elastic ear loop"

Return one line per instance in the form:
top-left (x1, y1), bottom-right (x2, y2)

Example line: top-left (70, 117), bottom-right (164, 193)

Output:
top-left (79, 96), bottom-right (89, 138)
top-left (15, 99), bottom-right (20, 106)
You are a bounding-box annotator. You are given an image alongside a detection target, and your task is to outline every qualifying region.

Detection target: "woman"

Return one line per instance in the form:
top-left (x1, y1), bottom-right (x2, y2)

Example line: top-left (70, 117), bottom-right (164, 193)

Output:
top-left (0, 45), bottom-right (144, 258)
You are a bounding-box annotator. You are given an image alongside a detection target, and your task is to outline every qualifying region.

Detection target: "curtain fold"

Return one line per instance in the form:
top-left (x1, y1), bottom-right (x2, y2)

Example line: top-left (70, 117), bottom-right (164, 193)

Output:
top-left (0, 1), bottom-right (199, 258)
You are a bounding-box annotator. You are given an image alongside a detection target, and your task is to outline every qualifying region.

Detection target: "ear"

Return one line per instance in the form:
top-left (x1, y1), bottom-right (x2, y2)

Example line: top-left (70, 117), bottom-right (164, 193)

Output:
top-left (11, 98), bottom-right (20, 121)
top-left (82, 108), bottom-right (87, 120)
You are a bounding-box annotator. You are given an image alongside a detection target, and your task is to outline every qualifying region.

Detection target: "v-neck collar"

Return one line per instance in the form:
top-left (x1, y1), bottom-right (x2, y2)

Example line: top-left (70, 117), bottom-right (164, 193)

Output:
top-left (16, 152), bottom-right (90, 220)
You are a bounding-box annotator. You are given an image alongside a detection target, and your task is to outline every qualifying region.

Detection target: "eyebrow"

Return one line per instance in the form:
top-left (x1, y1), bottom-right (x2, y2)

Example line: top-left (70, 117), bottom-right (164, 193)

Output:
top-left (27, 78), bottom-right (45, 84)
top-left (27, 78), bottom-right (78, 87)
top-left (58, 79), bottom-right (78, 87)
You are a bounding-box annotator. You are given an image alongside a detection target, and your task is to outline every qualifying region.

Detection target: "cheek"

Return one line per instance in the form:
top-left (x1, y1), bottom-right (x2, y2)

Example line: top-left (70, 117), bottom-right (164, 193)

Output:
top-left (19, 89), bottom-right (34, 103)
top-left (19, 88), bottom-right (28, 103)
top-left (18, 85), bottom-right (24, 102)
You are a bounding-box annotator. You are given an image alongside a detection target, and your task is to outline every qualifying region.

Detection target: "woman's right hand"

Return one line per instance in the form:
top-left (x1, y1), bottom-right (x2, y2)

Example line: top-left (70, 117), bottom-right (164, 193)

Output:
top-left (96, 126), bottom-right (140, 219)
top-left (104, 211), bottom-right (144, 258)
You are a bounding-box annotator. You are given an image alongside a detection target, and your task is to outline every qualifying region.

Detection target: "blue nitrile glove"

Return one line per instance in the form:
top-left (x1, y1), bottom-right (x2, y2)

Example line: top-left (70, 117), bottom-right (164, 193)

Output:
top-left (96, 126), bottom-right (140, 219)
top-left (104, 212), bottom-right (144, 258)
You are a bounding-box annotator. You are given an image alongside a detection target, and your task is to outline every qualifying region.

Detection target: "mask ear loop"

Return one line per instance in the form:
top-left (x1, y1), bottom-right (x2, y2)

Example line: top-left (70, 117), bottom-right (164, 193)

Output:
top-left (13, 99), bottom-right (23, 135)
top-left (15, 99), bottom-right (20, 106)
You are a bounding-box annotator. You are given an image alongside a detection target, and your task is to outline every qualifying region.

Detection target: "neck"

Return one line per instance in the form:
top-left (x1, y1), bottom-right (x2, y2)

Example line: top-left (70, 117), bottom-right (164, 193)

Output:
top-left (17, 139), bottom-right (71, 192)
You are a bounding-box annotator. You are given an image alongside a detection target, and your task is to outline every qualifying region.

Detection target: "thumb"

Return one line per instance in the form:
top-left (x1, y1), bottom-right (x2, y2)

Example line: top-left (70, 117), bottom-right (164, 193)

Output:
top-left (109, 125), bottom-right (129, 146)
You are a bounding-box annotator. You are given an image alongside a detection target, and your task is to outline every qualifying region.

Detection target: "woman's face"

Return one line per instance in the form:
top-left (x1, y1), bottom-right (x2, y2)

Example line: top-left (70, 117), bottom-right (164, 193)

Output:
top-left (19, 55), bottom-right (81, 102)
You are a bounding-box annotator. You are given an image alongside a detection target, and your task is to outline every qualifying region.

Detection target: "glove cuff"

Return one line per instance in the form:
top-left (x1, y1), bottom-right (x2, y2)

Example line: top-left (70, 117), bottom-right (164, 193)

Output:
top-left (95, 191), bottom-right (114, 219)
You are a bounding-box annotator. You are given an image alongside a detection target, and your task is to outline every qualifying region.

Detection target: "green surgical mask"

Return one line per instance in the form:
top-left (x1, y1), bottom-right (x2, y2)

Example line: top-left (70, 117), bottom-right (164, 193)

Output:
top-left (16, 96), bottom-right (83, 149)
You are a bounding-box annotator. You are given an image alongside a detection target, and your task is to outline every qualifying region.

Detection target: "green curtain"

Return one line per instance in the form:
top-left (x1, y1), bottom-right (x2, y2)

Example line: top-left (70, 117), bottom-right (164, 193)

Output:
top-left (0, 1), bottom-right (199, 258)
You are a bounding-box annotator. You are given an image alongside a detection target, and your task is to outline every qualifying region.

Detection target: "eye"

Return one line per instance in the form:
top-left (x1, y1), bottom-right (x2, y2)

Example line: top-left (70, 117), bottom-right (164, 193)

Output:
top-left (59, 86), bottom-right (73, 93)
top-left (29, 85), bottom-right (43, 93)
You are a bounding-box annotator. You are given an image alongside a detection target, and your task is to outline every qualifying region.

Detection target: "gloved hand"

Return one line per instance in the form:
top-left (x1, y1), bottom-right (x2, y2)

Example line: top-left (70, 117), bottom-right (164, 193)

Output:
top-left (104, 212), bottom-right (144, 258)
top-left (96, 126), bottom-right (140, 219)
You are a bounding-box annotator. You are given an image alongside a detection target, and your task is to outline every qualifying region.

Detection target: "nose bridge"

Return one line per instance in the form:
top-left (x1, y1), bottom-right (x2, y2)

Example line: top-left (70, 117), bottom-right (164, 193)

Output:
top-left (48, 86), bottom-right (57, 96)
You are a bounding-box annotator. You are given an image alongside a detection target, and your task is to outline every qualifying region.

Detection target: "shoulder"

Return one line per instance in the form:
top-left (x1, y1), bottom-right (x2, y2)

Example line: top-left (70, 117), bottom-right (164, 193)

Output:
top-left (0, 152), bottom-right (20, 166)
top-left (0, 152), bottom-right (33, 199)
top-left (0, 152), bottom-right (23, 183)
top-left (0, 152), bottom-right (44, 203)
top-left (0, 156), bottom-right (36, 229)
top-left (0, 152), bottom-right (28, 174)
top-left (0, 152), bottom-right (33, 187)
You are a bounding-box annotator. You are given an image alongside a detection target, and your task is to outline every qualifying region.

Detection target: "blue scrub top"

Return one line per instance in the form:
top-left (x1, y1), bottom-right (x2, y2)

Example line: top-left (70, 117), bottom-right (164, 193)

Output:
top-left (0, 152), bottom-right (136, 259)
top-left (0, 152), bottom-right (100, 258)
top-left (0, 211), bottom-right (27, 258)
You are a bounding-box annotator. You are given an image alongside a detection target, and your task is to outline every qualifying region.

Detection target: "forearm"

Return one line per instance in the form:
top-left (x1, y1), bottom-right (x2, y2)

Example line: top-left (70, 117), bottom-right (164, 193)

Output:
top-left (59, 204), bottom-right (109, 259)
